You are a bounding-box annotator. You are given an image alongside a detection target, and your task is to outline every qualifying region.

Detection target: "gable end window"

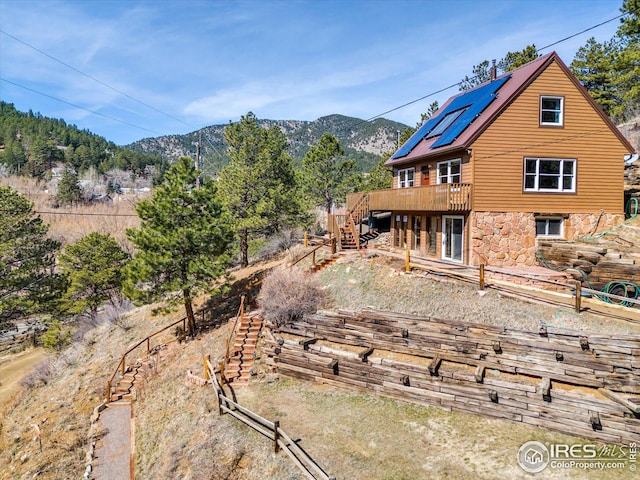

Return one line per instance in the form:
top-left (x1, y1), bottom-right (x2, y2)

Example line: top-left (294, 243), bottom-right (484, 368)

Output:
top-left (535, 217), bottom-right (564, 238)
top-left (398, 167), bottom-right (415, 188)
top-left (524, 158), bottom-right (575, 193)
top-left (436, 159), bottom-right (461, 184)
top-left (540, 96), bottom-right (564, 126)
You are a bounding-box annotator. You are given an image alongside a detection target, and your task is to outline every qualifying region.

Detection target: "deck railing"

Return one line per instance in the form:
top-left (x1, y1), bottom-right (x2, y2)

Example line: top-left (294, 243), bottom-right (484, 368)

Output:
top-left (346, 183), bottom-right (472, 212)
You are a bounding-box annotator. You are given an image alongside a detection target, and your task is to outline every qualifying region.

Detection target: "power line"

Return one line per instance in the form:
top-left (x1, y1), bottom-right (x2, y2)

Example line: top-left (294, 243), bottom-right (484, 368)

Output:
top-left (35, 210), bottom-right (139, 217)
top-left (537, 10), bottom-right (629, 52)
top-left (0, 29), bottom-right (199, 131)
top-left (0, 77), bottom-right (163, 135)
top-left (361, 8), bottom-right (634, 126)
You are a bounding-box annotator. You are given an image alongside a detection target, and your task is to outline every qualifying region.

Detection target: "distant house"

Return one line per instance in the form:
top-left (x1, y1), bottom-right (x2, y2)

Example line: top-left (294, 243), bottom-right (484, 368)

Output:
top-left (339, 52), bottom-right (635, 266)
top-left (50, 166), bottom-right (76, 178)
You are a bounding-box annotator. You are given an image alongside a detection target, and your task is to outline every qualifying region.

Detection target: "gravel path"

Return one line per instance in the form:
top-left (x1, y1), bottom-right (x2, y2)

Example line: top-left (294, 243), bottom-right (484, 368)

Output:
top-left (92, 403), bottom-right (132, 480)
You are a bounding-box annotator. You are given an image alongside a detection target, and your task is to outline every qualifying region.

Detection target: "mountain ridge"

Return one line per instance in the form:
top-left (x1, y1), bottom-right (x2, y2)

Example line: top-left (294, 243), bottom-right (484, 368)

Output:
top-left (126, 114), bottom-right (409, 173)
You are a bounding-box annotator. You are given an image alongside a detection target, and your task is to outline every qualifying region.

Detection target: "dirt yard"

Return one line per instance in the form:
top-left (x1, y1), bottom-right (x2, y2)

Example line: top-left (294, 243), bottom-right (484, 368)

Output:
top-left (0, 348), bottom-right (47, 408)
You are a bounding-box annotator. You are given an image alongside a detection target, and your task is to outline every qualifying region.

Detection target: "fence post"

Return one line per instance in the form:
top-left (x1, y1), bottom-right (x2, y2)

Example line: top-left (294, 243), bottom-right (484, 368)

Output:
top-left (331, 236), bottom-right (336, 255)
top-left (312, 249), bottom-right (316, 267)
top-left (146, 337), bottom-right (150, 354)
top-left (304, 231), bottom-right (308, 247)
top-left (121, 357), bottom-right (125, 377)
top-left (273, 420), bottom-right (280, 453)
top-left (405, 249), bottom-right (410, 273)
top-left (204, 354), bottom-right (211, 381)
top-left (575, 279), bottom-right (582, 313)
top-left (105, 381), bottom-right (111, 403)
top-left (479, 263), bottom-right (485, 291)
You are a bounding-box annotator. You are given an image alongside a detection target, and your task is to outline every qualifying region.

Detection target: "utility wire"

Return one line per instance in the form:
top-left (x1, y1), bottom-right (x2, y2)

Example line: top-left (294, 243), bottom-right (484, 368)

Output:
top-left (0, 29), bottom-right (199, 131)
top-left (35, 210), bottom-right (138, 217)
top-left (0, 77), bottom-right (163, 135)
top-left (361, 8), bottom-right (634, 125)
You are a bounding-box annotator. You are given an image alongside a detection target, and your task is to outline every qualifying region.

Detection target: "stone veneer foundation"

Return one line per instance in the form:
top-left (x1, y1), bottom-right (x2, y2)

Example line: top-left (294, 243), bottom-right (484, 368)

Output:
top-left (470, 211), bottom-right (624, 267)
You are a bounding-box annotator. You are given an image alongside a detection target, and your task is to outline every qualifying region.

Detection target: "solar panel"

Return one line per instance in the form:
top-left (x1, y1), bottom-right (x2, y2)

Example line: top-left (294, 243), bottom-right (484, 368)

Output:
top-left (432, 75), bottom-right (510, 148)
top-left (391, 116), bottom-right (440, 159)
top-left (391, 74), bottom-right (511, 159)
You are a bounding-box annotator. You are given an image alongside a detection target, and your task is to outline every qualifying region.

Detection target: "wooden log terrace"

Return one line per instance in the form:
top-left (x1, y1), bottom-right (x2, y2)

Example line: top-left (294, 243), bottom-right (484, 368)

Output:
top-left (346, 183), bottom-right (472, 213)
top-left (266, 309), bottom-right (640, 445)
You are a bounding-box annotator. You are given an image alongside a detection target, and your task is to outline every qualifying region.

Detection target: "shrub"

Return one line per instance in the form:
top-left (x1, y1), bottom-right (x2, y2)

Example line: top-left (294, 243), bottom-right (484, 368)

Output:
top-left (257, 266), bottom-right (327, 327)
top-left (41, 320), bottom-right (72, 352)
top-left (20, 358), bottom-right (55, 389)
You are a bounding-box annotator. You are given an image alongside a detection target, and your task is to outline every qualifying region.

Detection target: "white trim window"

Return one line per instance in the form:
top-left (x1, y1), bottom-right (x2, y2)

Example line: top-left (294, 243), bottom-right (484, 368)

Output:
top-left (398, 167), bottom-right (415, 188)
top-left (535, 217), bottom-right (564, 238)
top-left (524, 158), bottom-right (576, 192)
top-left (436, 159), bottom-right (461, 184)
top-left (540, 96), bottom-right (564, 126)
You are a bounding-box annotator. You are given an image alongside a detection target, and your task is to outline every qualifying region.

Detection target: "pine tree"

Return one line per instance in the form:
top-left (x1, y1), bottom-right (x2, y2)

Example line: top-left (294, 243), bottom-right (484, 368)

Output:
top-left (218, 112), bottom-right (305, 268)
top-left (0, 187), bottom-right (65, 330)
top-left (301, 133), bottom-right (358, 217)
top-left (57, 170), bottom-right (83, 205)
top-left (124, 156), bottom-right (233, 336)
top-left (58, 232), bottom-right (129, 318)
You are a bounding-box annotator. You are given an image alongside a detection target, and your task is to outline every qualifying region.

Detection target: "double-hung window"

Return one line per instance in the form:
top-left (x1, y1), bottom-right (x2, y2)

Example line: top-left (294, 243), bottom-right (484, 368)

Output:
top-left (398, 167), bottom-right (415, 188)
top-left (540, 96), bottom-right (563, 126)
top-left (437, 159), bottom-right (461, 184)
top-left (524, 158), bottom-right (575, 193)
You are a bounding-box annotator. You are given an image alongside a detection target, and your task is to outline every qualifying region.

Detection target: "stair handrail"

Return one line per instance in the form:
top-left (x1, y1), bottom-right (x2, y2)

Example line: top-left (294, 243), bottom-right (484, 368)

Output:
top-left (106, 315), bottom-right (187, 402)
top-left (221, 295), bottom-right (245, 384)
top-left (289, 237), bottom-right (335, 269)
top-left (347, 212), bottom-right (361, 250)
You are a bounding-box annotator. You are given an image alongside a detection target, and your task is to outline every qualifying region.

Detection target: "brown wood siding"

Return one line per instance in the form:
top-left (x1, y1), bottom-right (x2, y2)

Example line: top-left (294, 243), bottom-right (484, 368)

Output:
top-left (392, 154), bottom-right (471, 189)
top-left (471, 61), bottom-right (627, 214)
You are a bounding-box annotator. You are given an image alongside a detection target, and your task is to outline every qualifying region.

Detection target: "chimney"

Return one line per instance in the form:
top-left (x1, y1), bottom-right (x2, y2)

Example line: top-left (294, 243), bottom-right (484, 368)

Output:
top-left (490, 59), bottom-right (497, 81)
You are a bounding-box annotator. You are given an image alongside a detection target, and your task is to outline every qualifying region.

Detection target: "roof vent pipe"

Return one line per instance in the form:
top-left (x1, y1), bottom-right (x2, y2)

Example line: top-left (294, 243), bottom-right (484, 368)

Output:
top-left (490, 59), bottom-right (497, 81)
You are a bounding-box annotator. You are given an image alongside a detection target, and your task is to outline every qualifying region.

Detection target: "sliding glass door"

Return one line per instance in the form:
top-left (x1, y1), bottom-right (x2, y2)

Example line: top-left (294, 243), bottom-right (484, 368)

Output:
top-left (442, 215), bottom-right (464, 262)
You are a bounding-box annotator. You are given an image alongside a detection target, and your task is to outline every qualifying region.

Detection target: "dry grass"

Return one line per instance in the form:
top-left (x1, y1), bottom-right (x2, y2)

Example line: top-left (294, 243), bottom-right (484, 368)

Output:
top-left (235, 378), bottom-right (632, 480)
top-left (2, 253), bottom-right (638, 479)
top-left (0, 175), bottom-right (146, 249)
top-left (315, 254), bottom-right (640, 336)
top-left (0, 303), bottom-right (182, 480)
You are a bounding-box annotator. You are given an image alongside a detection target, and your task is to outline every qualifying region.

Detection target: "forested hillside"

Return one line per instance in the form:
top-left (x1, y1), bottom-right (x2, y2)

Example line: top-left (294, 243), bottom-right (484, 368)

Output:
top-left (0, 102), bottom-right (168, 180)
top-left (127, 114), bottom-right (408, 173)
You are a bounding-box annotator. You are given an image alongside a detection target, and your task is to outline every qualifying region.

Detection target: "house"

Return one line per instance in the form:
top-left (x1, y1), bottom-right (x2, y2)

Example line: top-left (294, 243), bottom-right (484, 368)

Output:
top-left (340, 52), bottom-right (636, 267)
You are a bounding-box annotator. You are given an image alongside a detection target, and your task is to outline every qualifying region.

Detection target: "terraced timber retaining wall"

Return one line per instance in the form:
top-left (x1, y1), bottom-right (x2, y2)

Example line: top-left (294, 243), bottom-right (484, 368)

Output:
top-left (266, 309), bottom-right (640, 445)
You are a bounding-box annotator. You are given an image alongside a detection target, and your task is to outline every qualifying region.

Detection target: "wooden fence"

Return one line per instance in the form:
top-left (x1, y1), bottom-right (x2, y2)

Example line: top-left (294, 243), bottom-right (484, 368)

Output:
top-left (267, 308), bottom-right (640, 445)
top-left (204, 358), bottom-right (335, 480)
top-left (402, 252), bottom-right (640, 322)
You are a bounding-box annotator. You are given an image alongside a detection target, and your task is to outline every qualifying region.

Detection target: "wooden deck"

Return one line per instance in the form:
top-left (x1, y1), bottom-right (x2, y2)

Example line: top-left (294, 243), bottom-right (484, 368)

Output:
top-left (347, 183), bottom-right (472, 212)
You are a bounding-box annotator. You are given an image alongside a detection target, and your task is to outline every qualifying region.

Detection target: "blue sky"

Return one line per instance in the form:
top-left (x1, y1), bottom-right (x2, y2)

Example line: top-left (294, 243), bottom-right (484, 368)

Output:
top-left (0, 0), bottom-right (624, 146)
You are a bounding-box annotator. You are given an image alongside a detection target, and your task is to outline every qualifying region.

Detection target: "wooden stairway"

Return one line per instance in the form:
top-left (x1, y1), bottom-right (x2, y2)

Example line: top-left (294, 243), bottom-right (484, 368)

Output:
top-left (110, 363), bottom-right (142, 402)
top-left (308, 254), bottom-right (339, 273)
top-left (225, 314), bottom-right (263, 384)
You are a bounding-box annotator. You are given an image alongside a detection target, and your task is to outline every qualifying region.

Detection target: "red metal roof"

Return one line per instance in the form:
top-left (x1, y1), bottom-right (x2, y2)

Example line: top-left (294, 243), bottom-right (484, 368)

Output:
top-left (385, 52), bottom-right (634, 167)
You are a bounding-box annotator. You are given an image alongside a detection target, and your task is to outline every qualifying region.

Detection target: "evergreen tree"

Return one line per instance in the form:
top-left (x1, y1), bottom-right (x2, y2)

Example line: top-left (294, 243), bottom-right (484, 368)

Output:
top-left (218, 112), bottom-right (305, 268)
top-left (124, 156), bottom-right (233, 336)
top-left (301, 133), bottom-right (358, 217)
top-left (57, 170), bottom-right (83, 205)
top-left (58, 232), bottom-right (129, 318)
top-left (0, 187), bottom-right (65, 330)
top-left (570, 38), bottom-right (619, 116)
top-left (459, 45), bottom-right (539, 90)
top-left (362, 154), bottom-right (393, 192)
